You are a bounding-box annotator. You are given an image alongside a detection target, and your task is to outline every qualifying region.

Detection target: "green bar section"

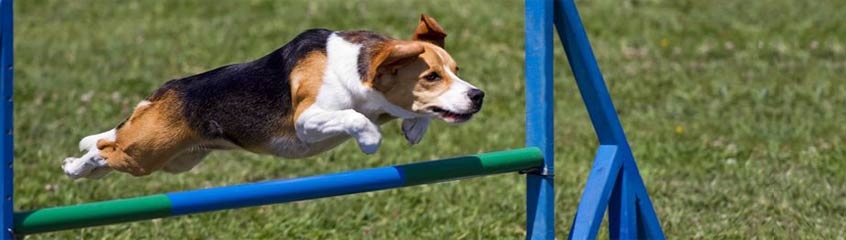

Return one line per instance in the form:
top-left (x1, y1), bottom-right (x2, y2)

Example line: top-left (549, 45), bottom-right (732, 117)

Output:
top-left (398, 147), bottom-right (544, 186)
top-left (13, 194), bottom-right (172, 234)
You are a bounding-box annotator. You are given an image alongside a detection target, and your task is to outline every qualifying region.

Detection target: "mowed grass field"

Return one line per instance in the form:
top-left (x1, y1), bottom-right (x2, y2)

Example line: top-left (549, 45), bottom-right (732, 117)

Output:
top-left (12, 0), bottom-right (846, 239)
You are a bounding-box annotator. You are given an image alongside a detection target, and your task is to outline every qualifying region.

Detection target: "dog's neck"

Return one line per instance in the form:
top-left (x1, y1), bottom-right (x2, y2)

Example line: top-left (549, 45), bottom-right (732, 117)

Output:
top-left (323, 33), bottom-right (421, 120)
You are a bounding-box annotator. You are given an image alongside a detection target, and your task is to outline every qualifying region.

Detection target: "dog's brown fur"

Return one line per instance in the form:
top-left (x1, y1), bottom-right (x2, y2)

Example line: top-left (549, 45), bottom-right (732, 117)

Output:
top-left (291, 51), bottom-right (328, 122)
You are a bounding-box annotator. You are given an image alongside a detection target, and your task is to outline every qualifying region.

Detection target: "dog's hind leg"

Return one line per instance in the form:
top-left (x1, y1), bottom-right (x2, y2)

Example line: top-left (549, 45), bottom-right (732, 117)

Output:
top-left (64, 91), bottom-right (202, 178)
top-left (96, 94), bottom-right (201, 177)
top-left (63, 101), bottom-right (154, 179)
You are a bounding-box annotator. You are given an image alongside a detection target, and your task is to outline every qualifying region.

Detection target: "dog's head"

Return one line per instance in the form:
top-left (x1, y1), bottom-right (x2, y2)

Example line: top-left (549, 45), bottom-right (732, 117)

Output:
top-left (368, 15), bottom-right (484, 124)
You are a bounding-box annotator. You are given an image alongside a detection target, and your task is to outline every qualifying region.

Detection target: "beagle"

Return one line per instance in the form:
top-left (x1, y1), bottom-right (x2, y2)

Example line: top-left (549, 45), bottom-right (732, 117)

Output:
top-left (62, 15), bottom-right (485, 179)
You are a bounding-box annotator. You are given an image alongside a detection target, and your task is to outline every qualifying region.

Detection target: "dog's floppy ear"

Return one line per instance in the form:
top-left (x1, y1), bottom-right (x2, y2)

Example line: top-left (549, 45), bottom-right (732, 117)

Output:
top-left (402, 117), bottom-right (430, 145)
top-left (368, 41), bottom-right (425, 86)
top-left (379, 41), bottom-right (425, 68)
top-left (412, 14), bottom-right (447, 47)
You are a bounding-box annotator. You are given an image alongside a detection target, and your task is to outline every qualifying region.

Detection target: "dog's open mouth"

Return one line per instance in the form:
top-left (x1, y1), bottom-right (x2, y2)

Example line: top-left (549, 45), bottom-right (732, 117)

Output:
top-left (429, 107), bottom-right (476, 123)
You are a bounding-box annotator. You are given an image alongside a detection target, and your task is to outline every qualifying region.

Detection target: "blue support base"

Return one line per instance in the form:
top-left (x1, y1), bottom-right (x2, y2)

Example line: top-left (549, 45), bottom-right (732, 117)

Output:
top-left (567, 145), bottom-right (622, 239)
top-left (551, 0), bottom-right (665, 239)
top-left (609, 155), bottom-right (638, 239)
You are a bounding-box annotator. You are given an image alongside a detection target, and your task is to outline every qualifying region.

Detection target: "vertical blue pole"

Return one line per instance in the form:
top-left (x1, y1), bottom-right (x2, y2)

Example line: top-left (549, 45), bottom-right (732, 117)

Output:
top-left (0, 0), bottom-right (13, 239)
top-left (524, 0), bottom-right (555, 239)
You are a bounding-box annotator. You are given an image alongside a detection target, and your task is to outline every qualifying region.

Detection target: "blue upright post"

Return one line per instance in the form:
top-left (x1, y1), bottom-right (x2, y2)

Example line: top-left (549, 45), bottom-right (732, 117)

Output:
top-left (551, 0), bottom-right (665, 239)
top-left (524, 0), bottom-right (555, 239)
top-left (0, 0), bottom-right (14, 239)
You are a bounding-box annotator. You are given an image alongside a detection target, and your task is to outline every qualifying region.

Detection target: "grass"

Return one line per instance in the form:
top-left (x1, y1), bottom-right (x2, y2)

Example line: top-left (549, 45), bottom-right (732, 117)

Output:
top-left (12, 0), bottom-right (846, 239)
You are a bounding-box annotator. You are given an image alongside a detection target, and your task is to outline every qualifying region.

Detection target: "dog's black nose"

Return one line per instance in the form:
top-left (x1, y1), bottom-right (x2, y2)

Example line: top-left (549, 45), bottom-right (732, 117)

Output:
top-left (468, 89), bottom-right (485, 104)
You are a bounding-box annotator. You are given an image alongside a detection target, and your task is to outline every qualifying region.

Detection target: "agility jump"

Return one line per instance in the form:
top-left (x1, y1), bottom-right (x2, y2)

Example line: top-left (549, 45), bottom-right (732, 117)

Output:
top-left (0, 0), bottom-right (665, 239)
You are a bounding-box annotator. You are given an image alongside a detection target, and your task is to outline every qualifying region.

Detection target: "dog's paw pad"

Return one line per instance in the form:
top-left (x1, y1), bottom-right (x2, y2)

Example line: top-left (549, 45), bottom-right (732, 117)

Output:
top-left (359, 143), bottom-right (380, 155)
top-left (356, 132), bottom-right (382, 155)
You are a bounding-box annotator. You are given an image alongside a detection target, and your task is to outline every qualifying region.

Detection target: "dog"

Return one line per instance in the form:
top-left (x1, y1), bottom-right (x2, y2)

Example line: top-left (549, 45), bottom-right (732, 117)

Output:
top-left (61, 15), bottom-right (485, 179)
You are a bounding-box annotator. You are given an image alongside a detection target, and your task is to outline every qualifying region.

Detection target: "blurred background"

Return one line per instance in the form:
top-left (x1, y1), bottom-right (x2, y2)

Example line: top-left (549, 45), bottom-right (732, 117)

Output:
top-left (13, 0), bottom-right (846, 239)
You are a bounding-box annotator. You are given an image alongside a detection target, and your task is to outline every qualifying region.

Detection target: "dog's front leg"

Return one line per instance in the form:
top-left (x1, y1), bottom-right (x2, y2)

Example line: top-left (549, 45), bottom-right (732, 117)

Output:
top-left (296, 109), bottom-right (382, 154)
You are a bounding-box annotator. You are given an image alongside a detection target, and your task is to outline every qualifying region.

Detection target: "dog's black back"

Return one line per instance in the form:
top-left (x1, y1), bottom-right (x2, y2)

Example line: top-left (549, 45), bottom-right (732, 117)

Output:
top-left (147, 29), bottom-right (333, 147)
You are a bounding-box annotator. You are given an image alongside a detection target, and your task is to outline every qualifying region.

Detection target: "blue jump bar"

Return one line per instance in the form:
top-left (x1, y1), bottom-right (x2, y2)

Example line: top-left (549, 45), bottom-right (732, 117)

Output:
top-left (167, 167), bottom-right (404, 215)
top-left (162, 147), bottom-right (545, 215)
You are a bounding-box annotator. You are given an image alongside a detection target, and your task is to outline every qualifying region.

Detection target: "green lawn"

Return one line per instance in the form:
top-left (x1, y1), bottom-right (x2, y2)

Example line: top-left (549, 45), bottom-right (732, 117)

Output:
top-left (13, 0), bottom-right (846, 239)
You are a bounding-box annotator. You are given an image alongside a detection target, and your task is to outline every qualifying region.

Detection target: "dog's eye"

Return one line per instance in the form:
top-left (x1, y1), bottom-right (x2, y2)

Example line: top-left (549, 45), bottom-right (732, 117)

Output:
top-left (424, 72), bottom-right (442, 82)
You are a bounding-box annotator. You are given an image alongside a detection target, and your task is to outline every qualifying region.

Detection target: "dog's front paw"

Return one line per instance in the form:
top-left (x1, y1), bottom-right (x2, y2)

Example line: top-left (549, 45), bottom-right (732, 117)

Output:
top-left (355, 130), bottom-right (382, 154)
top-left (402, 118), bottom-right (430, 145)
